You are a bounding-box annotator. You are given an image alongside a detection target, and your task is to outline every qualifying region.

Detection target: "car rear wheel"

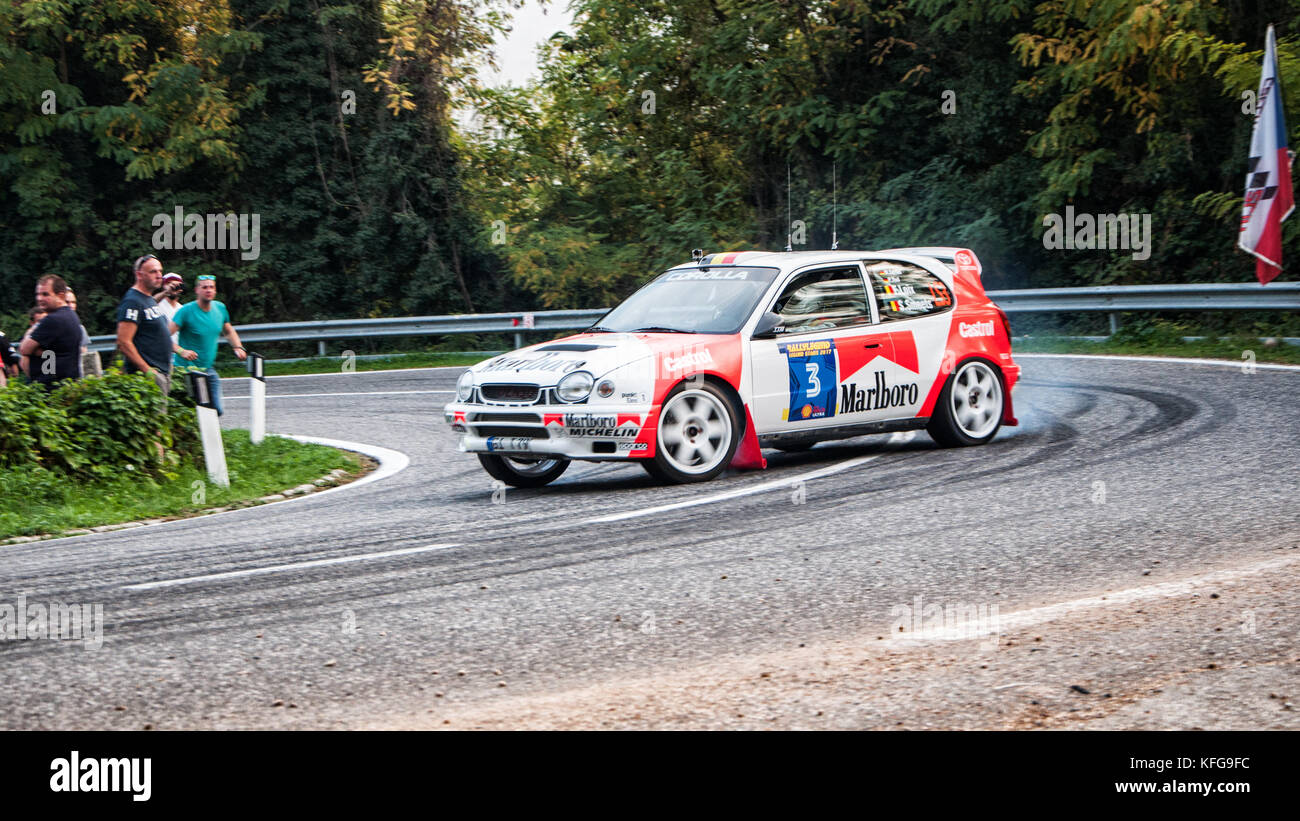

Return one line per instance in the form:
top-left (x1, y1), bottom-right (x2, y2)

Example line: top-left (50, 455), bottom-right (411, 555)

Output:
top-left (927, 358), bottom-right (1005, 447)
top-left (477, 454), bottom-right (569, 487)
top-left (642, 382), bottom-right (739, 483)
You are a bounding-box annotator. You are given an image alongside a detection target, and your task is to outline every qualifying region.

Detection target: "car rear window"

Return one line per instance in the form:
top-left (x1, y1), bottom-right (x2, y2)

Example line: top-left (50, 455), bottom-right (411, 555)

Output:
top-left (865, 262), bottom-right (953, 321)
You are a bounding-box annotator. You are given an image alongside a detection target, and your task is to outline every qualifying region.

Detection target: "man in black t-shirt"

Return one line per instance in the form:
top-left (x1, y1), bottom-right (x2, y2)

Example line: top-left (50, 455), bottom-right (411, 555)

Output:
top-left (116, 254), bottom-right (172, 399)
top-left (18, 275), bottom-right (82, 389)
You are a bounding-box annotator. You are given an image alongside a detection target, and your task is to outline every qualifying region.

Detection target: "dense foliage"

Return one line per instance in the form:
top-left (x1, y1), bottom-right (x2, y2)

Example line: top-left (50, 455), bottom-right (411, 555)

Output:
top-left (464, 0), bottom-right (1300, 307)
top-left (3, 0), bottom-right (1300, 337)
top-left (1, 0), bottom-right (509, 339)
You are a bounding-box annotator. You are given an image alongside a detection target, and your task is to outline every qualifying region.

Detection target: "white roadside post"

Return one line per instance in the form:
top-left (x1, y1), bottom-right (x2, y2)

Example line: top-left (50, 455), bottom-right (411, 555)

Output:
top-left (247, 351), bottom-right (266, 444)
top-left (187, 371), bottom-right (229, 487)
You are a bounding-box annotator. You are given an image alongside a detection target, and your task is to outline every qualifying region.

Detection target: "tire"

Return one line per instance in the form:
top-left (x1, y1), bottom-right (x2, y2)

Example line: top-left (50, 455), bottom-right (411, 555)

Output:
top-left (477, 454), bottom-right (569, 488)
top-left (641, 381), bottom-right (740, 483)
top-left (926, 357), bottom-right (1005, 447)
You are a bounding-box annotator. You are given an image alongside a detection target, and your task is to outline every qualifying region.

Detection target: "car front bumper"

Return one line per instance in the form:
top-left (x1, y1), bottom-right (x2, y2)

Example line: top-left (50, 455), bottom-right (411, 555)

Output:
top-left (444, 402), bottom-right (659, 460)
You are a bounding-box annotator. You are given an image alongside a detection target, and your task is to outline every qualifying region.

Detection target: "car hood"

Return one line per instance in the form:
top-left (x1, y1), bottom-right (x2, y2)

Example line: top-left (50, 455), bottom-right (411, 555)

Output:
top-left (471, 332), bottom-right (731, 385)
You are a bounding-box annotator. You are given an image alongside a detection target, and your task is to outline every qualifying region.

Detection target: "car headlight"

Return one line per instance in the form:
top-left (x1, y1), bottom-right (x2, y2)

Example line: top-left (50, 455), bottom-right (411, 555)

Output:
top-left (457, 370), bottom-right (475, 401)
top-left (556, 370), bottom-right (594, 403)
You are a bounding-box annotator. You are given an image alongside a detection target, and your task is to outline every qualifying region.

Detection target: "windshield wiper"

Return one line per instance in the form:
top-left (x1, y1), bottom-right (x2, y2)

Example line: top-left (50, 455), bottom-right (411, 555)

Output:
top-left (585, 325), bottom-right (616, 333)
top-left (627, 326), bottom-right (697, 334)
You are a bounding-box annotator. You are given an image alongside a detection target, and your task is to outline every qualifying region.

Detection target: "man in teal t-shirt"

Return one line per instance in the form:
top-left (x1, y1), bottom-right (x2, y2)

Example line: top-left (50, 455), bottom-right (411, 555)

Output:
top-left (170, 274), bottom-right (246, 415)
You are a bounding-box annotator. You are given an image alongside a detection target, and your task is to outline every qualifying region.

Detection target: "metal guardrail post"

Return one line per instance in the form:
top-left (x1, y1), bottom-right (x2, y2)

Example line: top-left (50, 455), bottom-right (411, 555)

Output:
top-left (1109, 312), bottom-right (1118, 334)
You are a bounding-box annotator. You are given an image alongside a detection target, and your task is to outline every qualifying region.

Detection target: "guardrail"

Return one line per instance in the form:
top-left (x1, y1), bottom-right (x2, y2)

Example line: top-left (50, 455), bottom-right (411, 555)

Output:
top-left (986, 282), bottom-right (1300, 312)
top-left (88, 282), bottom-right (1299, 354)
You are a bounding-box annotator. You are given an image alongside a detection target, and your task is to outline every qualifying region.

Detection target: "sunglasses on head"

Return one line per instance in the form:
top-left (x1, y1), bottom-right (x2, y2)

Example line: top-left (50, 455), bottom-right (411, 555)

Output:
top-left (133, 254), bottom-right (158, 273)
top-left (196, 275), bottom-right (216, 281)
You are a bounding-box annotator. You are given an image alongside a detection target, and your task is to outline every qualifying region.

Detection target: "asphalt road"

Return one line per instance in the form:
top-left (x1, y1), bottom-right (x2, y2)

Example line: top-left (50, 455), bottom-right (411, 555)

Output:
top-left (1, 355), bottom-right (1296, 729)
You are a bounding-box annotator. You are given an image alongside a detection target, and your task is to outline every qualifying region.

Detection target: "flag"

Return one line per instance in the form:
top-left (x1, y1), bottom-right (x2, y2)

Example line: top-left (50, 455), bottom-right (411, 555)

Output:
top-left (1239, 24), bottom-right (1294, 285)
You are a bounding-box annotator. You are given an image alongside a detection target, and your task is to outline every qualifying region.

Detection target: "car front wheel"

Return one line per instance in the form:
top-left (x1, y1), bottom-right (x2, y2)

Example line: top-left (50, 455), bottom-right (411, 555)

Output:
top-left (642, 382), bottom-right (740, 483)
top-left (477, 454), bottom-right (569, 487)
top-left (927, 358), bottom-right (1005, 447)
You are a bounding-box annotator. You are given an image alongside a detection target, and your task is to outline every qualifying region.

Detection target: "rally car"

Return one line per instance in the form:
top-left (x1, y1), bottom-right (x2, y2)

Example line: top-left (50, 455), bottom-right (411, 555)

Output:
top-left (445, 248), bottom-right (1020, 486)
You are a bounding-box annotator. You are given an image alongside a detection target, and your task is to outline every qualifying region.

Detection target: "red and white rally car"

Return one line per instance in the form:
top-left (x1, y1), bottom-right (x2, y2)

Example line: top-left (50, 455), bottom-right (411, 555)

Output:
top-left (445, 248), bottom-right (1020, 486)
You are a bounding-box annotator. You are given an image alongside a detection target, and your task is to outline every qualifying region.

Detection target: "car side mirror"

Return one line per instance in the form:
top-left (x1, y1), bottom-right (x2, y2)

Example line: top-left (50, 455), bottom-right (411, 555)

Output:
top-left (751, 312), bottom-right (785, 339)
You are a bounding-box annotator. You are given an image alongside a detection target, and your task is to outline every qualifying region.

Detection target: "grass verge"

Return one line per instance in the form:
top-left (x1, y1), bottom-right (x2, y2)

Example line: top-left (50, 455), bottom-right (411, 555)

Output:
top-left (215, 351), bottom-right (487, 378)
top-left (1013, 335), bottom-right (1300, 365)
top-left (0, 430), bottom-right (364, 541)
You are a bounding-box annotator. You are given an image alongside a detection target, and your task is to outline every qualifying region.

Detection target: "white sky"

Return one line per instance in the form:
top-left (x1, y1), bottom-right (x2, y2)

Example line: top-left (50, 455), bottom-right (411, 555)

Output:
top-left (481, 1), bottom-right (576, 88)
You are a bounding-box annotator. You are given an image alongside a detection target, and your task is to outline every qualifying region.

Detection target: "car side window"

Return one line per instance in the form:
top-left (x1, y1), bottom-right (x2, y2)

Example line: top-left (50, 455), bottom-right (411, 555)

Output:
top-left (770, 267), bottom-right (871, 335)
top-left (866, 262), bottom-right (953, 321)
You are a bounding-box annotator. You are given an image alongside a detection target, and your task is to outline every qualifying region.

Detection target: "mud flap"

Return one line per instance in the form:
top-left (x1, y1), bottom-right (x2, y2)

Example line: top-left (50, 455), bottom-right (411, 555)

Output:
top-left (1002, 393), bottom-right (1019, 426)
top-left (729, 403), bottom-right (767, 470)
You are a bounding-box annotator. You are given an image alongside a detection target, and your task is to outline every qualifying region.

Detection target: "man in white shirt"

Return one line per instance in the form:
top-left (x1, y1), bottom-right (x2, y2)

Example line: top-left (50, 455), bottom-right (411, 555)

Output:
top-left (154, 272), bottom-right (184, 345)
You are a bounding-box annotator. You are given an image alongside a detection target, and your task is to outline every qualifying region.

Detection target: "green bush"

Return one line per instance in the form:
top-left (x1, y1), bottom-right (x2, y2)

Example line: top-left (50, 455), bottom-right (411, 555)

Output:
top-left (0, 371), bottom-right (197, 478)
top-left (50, 371), bottom-right (166, 477)
top-left (0, 381), bottom-right (82, 472)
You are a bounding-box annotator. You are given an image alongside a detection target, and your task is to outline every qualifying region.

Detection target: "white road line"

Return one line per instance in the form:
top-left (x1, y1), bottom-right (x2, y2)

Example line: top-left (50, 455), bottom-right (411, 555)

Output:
top-left (885, 553), bottom-right (1300, 647)
top-left (124, 542), bottom-right (459, 591)
top-left (585, 433), bottom-right (915, 524)
top-left (274, 435), bottom-right (409, 496)
top-left (1017, 352), bottom-right (1300, 372)
top-left (224, 390), bottom-right (455, 400)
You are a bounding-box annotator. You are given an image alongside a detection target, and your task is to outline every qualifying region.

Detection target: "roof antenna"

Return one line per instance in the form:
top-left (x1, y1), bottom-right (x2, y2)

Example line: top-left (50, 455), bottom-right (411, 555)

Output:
top-left (831, 163), bottom-right (839, 250)
top-left (784, 162), bottom-right (793, 252)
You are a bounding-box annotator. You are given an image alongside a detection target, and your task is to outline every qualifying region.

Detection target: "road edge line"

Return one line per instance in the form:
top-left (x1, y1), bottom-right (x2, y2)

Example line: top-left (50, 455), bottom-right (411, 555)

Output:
top-left (1016, 352), bottom-right (1300, 372)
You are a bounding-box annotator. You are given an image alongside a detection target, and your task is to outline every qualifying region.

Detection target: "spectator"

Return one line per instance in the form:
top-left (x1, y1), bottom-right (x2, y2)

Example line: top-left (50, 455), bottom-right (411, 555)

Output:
top-left (172, 274), bottom-right (246, 415)
top-left (0, 328), bottom-right (18, 388)
top-left (18, 275), bottom-right (83, 388)
top-left (65, 288), bottom-right (102, 378)
top-left (115, 254), bottom-right (172, 399)
top-left (23, 306), bottom-right (46, 338)
top-left (155, 272), bottom-right (184, 345)
top-left (18, 306), bottom-right (46, 379)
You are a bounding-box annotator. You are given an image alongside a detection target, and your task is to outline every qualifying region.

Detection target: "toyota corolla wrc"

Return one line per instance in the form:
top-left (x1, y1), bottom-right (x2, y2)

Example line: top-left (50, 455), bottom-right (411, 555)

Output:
top-left (444, 247), bottom-right (1020, 487)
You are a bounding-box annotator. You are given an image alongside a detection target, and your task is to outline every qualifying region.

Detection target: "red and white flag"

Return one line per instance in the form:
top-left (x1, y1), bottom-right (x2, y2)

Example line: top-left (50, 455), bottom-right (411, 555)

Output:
top-left (1239, 24), bottom-right (1294, 285)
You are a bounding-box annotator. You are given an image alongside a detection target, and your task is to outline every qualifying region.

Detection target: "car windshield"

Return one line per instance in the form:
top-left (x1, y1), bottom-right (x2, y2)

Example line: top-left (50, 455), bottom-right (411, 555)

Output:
top-left (593, 266), bottom-right (780, 334)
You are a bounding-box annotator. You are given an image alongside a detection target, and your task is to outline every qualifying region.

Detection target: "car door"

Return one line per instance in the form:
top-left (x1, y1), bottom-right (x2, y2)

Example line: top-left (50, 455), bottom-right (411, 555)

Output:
top-left (748, 264), bottom-right (880, 433)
